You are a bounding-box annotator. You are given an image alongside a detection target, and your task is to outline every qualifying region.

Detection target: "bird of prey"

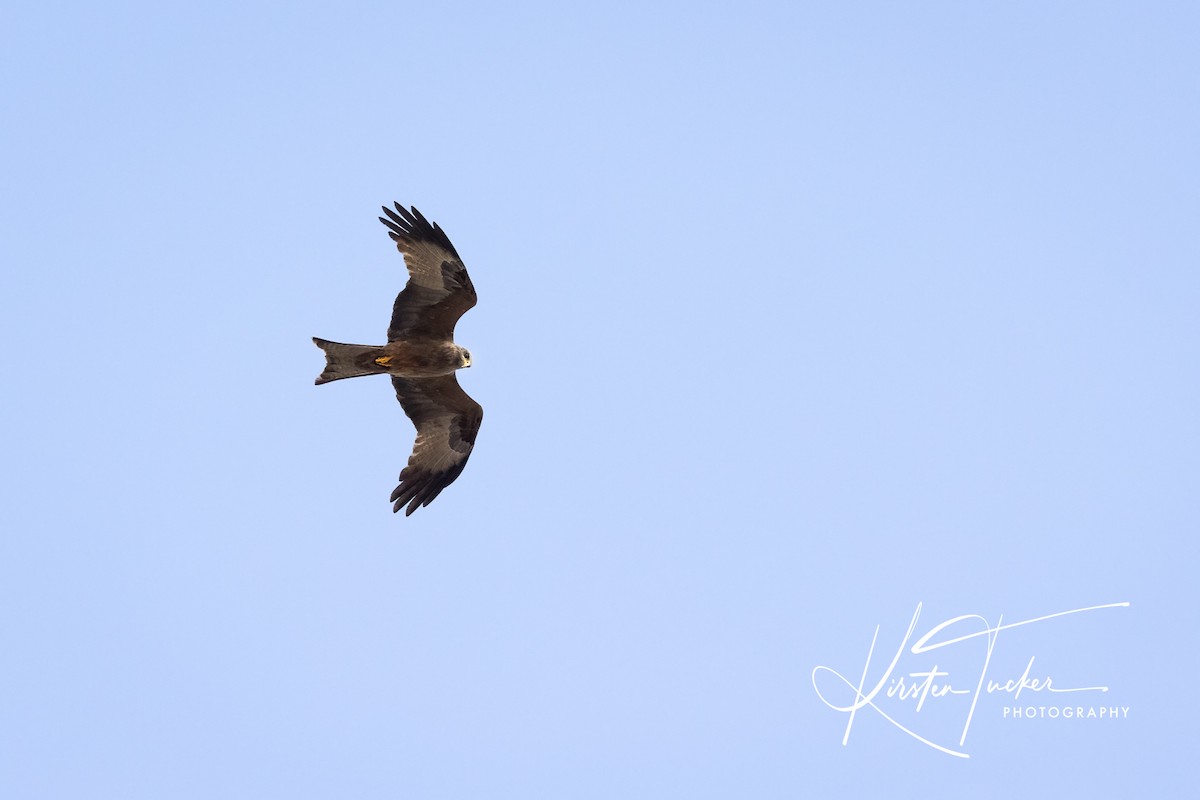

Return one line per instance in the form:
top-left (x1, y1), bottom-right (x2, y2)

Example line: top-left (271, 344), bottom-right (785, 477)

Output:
top-left (313, 203), bottom-right (481, 516)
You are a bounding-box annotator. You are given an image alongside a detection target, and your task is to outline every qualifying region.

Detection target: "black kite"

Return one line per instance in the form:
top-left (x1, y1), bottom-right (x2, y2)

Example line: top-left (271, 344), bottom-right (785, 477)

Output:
top-left (314, 203), bottom-right (481, 516)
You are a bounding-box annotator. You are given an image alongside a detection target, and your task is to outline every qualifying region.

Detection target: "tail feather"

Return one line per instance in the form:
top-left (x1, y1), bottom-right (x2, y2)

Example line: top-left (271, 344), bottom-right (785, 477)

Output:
top-left (313, 337), bottom-right (387, 384)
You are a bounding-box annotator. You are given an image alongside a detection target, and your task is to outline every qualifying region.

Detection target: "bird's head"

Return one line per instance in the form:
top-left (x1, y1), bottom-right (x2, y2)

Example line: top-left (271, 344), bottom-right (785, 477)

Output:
top-left (459, 346), bottom-right (472, 368)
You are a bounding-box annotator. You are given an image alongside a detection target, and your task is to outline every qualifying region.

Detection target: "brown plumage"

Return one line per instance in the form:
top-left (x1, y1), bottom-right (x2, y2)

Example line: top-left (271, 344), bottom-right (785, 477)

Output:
top-left (314, 203), bottom-right (482, 516)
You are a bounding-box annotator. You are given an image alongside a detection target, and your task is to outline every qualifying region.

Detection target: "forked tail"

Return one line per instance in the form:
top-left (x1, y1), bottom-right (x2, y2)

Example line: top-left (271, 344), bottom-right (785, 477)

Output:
top-left (312, 337), bottom-right (388, 384)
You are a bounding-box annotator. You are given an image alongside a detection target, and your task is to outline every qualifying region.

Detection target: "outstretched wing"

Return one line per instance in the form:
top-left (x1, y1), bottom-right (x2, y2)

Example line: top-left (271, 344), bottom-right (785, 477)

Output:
top-left (379, 203), bottom-right (477, 341)
top-left (390, 375), bottom-right (483, 515)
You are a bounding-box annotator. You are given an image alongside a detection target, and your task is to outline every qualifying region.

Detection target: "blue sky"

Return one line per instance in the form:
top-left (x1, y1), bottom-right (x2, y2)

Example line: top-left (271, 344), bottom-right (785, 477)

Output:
top-left (1, 1), bottom-right (1196, 796)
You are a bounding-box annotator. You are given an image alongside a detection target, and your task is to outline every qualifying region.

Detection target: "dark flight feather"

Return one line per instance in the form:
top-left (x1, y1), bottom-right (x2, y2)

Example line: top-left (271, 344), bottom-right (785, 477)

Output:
top-left (389, 375), bottom-right (483, 516)
top-left (380, 203), bottom-right (477, 342)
